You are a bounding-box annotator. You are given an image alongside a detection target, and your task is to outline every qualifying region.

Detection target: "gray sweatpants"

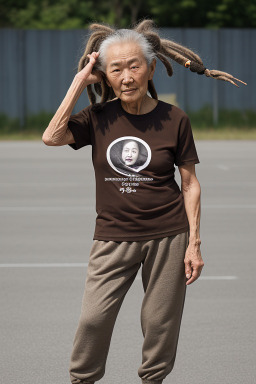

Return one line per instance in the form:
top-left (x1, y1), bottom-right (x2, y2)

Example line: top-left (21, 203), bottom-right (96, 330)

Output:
top-left (69, 231), bottom-right (189, 384)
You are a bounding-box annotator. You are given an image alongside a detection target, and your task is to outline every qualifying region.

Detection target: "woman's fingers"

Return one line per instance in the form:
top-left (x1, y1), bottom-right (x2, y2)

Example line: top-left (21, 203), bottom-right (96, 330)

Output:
top-left (185, 260), bottom-right (192, 280)
top-left (87, 51), bottom-right (100, 65)
top-left (186, 266), bottom-right (202, 285)
top-left (76, 51), bottom-right (102, 83)
top-left (184, 247), bottom-right (204, 285)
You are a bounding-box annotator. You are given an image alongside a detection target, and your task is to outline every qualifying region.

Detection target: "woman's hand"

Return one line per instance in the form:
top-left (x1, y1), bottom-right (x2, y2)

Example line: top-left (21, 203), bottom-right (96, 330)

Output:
top-left (75, 51), bottom-right (103, 85)
top-left (184, 241), bottom-right (204, 285)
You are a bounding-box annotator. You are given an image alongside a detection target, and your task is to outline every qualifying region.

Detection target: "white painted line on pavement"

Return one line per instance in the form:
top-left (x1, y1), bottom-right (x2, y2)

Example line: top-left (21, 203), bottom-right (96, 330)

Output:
top-left (0, 263), bottom-right (88, 268)
top-left (197, 275), bottom-right (238, 280)
top-left (0, 182), bottom-right (87, 186)
top-left (0, 263), bottom-right (238, 281)
top-left (1, 181), bottom-right (256, 186)
top-left (0, 206), bottom-right (94, 211)
top-left (135, 275), bottom-right (238, 280)
top-left (203, 204), bottom-right (256, 209)
top-left (0, 205), bottom-right (256, 212)
top-left (217, 165), bottom-right (230, 171)
top-left (201, 182), bottom-right (256, 186)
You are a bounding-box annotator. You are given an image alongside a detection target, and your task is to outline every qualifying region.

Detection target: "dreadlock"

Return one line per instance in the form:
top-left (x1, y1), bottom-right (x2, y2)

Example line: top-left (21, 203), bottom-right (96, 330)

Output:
top-left (77, 19), bottom-right (247, 105)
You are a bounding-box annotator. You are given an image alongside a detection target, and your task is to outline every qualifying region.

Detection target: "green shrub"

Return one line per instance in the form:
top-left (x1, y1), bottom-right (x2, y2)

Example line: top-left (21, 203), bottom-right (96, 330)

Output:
top-left (187, 105), bottom-right (256, 129)
top-left (0, 111), bottom-right (54, 133)
top-left (1, 106), bottom-right (256, 140)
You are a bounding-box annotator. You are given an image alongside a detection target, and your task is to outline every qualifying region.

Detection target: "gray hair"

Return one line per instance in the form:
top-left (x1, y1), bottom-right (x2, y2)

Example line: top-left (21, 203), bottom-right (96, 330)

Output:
top-left (96, 29), bottom-right (156, 72)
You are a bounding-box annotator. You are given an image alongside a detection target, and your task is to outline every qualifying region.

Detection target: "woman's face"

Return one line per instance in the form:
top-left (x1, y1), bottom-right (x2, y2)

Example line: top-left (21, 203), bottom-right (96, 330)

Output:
top-left (104, 41), bottom-right (156, 104)
top-left (122, 141), bottom-right (139, 166)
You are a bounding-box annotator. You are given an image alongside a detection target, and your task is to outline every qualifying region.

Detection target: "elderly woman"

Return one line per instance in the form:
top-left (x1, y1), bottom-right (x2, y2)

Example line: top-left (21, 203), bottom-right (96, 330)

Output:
top-left (42, 20), bottom-right (246, 384)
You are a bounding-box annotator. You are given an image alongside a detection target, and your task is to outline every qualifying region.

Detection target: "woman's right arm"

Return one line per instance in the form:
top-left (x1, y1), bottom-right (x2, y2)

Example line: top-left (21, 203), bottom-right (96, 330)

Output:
top-left (42, 51), bottom-right (101, 146)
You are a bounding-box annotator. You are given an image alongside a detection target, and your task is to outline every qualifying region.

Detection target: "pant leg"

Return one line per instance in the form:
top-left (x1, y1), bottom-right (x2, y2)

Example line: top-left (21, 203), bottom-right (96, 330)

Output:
top-left (69, 239), bottom-right (143, 384)
top-left (138, 231), bottom-right (189, 384)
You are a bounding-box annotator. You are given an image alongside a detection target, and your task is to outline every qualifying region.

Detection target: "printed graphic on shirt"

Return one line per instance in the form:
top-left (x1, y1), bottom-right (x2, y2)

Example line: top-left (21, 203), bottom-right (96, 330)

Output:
top-left (106, 136), bottom-right (154, 194)
top-left (106, 136), bottom-right (151, 177)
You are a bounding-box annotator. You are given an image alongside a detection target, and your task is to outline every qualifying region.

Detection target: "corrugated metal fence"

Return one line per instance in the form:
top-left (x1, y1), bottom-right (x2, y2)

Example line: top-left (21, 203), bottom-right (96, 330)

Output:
top-left (0, 28), bottom-right (254, 126)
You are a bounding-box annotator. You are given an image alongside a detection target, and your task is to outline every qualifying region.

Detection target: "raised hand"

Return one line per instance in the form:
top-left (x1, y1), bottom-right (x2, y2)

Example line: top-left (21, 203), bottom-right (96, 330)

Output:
top-left (76, 51), bottom-right (103, 85)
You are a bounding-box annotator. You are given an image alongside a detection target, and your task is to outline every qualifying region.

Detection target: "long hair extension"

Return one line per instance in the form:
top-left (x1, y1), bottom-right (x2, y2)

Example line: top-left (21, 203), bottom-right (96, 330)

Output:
top-left (77, 19), bottom-right (247, 105)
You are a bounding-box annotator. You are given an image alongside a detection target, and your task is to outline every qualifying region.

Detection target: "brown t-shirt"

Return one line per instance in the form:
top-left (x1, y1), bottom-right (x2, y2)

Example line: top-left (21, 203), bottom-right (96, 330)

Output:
top-left (67, 97), bottom-right (200, 241)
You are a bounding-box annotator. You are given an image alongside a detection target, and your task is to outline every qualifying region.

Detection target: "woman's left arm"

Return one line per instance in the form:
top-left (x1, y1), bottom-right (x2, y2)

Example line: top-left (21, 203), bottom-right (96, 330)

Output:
top-left (179, 163), bottom-right (204, 285)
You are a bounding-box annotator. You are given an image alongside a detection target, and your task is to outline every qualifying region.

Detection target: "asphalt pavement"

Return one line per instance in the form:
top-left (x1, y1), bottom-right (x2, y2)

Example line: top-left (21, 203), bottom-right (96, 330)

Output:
top-left (0, 140), bottom-right (255, 384)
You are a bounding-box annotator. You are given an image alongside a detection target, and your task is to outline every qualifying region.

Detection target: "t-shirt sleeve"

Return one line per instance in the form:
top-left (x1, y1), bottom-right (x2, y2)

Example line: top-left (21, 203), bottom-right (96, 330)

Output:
top-left (174, 114), bottom-right (200, 166)
top-left (67, 108), bottom-right (91, 150)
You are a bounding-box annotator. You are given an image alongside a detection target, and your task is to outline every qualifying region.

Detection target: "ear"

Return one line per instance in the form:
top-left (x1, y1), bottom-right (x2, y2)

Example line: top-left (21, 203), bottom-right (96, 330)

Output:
top-left (148, 58), bottom-right (156, 81)
top-left (105, 77), bottom-right (111, 87)
top-left (99, 70), bottom-right (111, 87)
top-left (102, 71), bottom-right (111, 87)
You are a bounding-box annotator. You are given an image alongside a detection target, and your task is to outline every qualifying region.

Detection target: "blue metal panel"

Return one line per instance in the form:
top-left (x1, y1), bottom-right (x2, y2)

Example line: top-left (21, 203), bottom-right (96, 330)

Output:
top-left (0, 28), bottom-right (254, 125)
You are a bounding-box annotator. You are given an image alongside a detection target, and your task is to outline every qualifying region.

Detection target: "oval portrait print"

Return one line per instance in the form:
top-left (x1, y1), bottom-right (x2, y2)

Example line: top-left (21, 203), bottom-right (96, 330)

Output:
top-left (106, 136), bottom-right (151, 177)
